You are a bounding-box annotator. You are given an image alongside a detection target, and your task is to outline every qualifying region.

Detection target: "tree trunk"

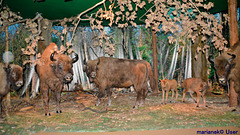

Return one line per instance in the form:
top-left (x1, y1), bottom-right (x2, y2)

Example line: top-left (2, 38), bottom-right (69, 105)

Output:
top-left (191, 35), bottom-right (208, 81)
top-left (151, 29), bottom-right (159, 93)
top-left (228, 0), bottom-right (239, 107)
top-left (38, 19), bottom-right (52, 53)
top-left (5, 25), bottom-right (11, 108)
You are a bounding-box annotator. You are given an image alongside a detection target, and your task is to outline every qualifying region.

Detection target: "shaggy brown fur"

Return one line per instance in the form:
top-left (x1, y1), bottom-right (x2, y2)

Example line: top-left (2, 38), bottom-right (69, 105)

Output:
top-left (0, 63), bottom-right (23, 119)
top-left (210, 41), bottom-right (240, 105)
top-left (36, 43), bottom-right (78, 116)
top-left (83, 57), bottom-right (149, 108)
top-left (182, 78), bottom-right (208, 107)
top-left (160, 79), bottom-right (178, 104)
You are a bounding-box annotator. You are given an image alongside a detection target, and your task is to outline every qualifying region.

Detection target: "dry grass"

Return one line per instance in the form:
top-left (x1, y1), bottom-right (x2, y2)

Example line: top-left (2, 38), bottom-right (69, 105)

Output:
top-left (0, 91), bottom-right (239, 134)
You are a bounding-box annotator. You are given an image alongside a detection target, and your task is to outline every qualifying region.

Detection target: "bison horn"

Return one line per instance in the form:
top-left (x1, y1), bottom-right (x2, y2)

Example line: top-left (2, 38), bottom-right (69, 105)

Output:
top-left (97, 58), bottom-right (100, 65)
top-left (72, 53), bottom-right (79, 63)
top-left (208, 55), bottom-right (215, 63)
top-left (83, 58), bottom-right (87, 65)
top-left (50, 53), bottom-right (56, 61)
top-left (227, 53), bottom-right (236, 63)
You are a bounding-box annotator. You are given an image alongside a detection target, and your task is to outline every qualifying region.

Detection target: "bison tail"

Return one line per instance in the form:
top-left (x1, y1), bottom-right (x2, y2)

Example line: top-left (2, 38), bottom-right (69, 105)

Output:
top-left (149, 76), bottom-right (157, 92)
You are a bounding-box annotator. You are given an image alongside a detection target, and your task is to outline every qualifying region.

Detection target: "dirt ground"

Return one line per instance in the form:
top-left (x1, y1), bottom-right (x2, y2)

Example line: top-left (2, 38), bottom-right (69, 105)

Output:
top-left (0, 90), bottom-right (240, 135)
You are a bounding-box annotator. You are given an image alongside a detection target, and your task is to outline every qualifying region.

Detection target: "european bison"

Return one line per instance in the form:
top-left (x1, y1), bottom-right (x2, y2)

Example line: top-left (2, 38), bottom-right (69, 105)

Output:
top-left (209, 41), bottom-right (240, 105)
top-left (182, 78), bottom-right (208, 107)
top-left (36, 43), bottom-right (78, 116)
top-left (159, 79), bottom-right (178, 104)
top-left (0, 63), bottom-right (23, 119)
top-left (83, 57), bottom-right (149, 108)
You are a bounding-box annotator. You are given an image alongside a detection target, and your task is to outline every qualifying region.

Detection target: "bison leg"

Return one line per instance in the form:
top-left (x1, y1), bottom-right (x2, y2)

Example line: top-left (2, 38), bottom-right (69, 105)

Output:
top-left (162, 90), bottom-right (165, 104)
top-left (195, 91), bottom-right (201, 107)
top-left (238, 94), bottom-right (240, 107)
top-left (96, 98), bottom-right (101, 107)
top-left (202, 95), bottom-right (208, 107)
top-left (133, 90), bottom-right (142, 109)
top-left (96, 85), bottom-right (107, 107)
top-left (0, 97), bottom-right (3, 120)
top-left (140, 88), bottom-right (148, 106)
top-left (175, 88), bottom-right (178, 102)
top-left (107, 88), bottom-right (112, 106)
top-left (165, 89), bottom-right (169, 104)
top-left (182, 89), bottom-right (187, 103)
top-left (189, 92), bottom-right (197, 103)
top-left (170, 89), bottom-right (175, 103)
top-left (41, 85), bottom-right (50, 116)
top-left (55, 86), bottom-right (63, 114)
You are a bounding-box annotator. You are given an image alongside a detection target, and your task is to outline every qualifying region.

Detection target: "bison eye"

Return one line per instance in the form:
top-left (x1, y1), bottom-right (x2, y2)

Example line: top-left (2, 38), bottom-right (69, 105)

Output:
top-left (11, 72), bottom-right (16, 78)
top-left (58, 64), bottom-right (63, 70)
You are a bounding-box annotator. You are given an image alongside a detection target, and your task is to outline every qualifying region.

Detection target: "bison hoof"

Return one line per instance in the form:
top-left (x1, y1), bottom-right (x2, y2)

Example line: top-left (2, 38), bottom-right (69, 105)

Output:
top-left (56, 110), bottom-right (62, 114)
top-left (133, 106), bottom-right (138, 109)
top-left (45, 113), bottom-right (51, 116)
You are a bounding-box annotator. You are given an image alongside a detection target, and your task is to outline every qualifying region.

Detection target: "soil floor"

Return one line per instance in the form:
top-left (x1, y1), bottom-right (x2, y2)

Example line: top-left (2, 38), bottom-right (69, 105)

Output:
top-left (0, 90), bottom-right (239, 135)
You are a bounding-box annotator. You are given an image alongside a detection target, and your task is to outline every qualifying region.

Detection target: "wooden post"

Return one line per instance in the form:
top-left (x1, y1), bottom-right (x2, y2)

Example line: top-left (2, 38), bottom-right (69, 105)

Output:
top-left (5, 25), bottom-right (11, 108)
top-left (228, 0), bottom-right (239, 107)
top-left (152, 28), bottom-right (159, 93)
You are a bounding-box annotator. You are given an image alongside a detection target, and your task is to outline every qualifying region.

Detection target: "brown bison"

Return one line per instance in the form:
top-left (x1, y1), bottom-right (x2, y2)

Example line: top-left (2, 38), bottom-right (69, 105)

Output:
top-left (0, 63), bottom-right (23, 119)
top-left (182, 78), bottom-right (208, 107)
top-left (159, 79), bottom-right (178, 104)
top-left (209, 41), bottom-right (240, 105)
top-left (83, 57), bottom-right (149, 108)
top-left (36, 43), bottom-right (78, 116)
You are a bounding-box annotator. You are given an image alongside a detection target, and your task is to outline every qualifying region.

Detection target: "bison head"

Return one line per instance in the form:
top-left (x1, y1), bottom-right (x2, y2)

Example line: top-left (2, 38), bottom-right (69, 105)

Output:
top-left (4, 64), bottom-right (24, 90)
top-left (209, 53), bottom-right (236, 86)
top-left (160, 79), bottom-right (168, 91)
top-left (50, 53), bottom-right (78, 83)
top-left (83, 58), bottom-right (100, 83)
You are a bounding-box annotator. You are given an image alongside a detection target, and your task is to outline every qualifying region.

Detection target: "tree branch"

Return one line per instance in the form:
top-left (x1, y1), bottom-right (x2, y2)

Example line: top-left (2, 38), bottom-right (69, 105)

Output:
top-left (70, 0), bottom-right (106, 43)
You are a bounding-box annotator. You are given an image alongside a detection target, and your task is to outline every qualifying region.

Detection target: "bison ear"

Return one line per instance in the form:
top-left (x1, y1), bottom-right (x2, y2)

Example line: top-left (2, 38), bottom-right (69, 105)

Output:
top-left (227, 53), bottom-right (236, 63)
top-left (83, 65), bottom-right (87, 72)
top-left (3, 64), bottom-right (11, 73)
top-left (50, 63), bottom-right (56, 70)
top-left (83, 58), bottom-right (86, 65)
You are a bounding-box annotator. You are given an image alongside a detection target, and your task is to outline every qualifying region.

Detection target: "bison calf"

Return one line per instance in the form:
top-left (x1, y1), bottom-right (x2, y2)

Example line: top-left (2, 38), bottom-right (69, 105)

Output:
top-left (182, 78), bottom-right (208, 107)
top-left (160, 79), bottom-right (178, 104)
top-left (0, 63), bottom-right (23, 120)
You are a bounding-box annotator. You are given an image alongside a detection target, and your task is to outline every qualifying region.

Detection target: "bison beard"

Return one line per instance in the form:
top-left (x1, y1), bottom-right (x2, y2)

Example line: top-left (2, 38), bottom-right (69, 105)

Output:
top-left (36, 43), bottom-right (78, 116)
top-left (83, 57), bottom-right (149, 109)
top-left (209, 41), bottom-right (240, 106)
top-left (0, 63), bottom-right (23, 119)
